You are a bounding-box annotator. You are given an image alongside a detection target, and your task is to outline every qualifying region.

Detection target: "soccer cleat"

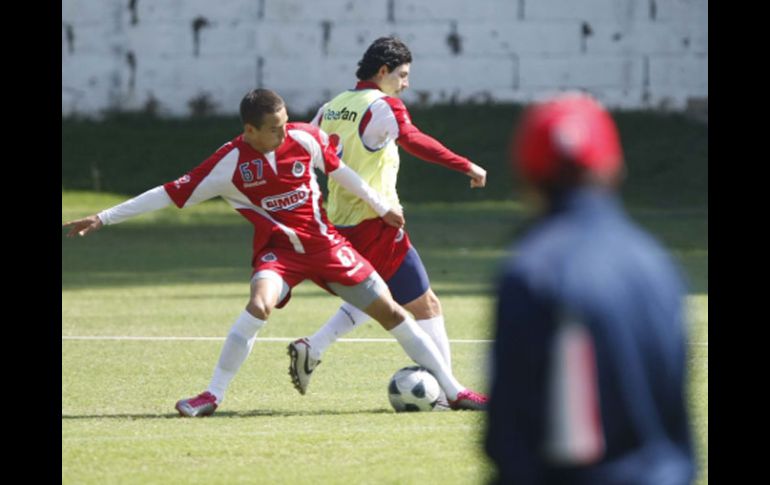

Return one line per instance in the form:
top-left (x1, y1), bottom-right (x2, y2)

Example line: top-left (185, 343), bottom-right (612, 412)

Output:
top-left (287, 338), bottom-right (321, 395)
top-left (175, 391), bottom-right (218, 417)
top-left (448, 389), bottom-right (488, 411)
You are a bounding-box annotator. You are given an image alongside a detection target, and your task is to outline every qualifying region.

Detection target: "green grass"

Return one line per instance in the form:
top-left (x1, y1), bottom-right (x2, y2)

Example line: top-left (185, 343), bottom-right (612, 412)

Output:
top-left (62, 192), bottom-right (707, 484)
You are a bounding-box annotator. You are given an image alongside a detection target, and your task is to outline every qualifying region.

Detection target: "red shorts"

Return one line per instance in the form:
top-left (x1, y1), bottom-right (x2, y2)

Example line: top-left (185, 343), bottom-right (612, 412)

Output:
top-left (252, 240), bottom-right (376, 307)
top-left (337, 218), bottom-right (412, 281)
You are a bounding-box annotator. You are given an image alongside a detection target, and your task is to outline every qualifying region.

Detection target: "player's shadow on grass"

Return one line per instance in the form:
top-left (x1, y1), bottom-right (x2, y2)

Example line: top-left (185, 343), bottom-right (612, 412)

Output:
top-left (61, 408), bottom-right (394, 420)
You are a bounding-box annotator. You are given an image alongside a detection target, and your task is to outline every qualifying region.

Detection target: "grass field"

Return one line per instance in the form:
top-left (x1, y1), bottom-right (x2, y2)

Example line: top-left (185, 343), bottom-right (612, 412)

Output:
top-left (62, 191), bottom-right (707, 484)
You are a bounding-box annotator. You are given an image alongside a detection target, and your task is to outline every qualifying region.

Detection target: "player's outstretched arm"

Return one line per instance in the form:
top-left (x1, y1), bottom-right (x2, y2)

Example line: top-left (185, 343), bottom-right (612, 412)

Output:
top-left (396, 126), bottom-right (487, 189)
top-left (62, 215), bottom-right (103, 238)
top-left (380, 97), bottom-right (487, 189)
top-left (63, 186), bottom-right (174, 238)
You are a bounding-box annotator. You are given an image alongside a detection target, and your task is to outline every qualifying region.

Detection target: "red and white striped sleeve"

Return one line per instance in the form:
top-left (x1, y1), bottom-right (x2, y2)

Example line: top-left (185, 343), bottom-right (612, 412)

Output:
top-left (163, 141), bottom-right (239, 208)
top-left (369, 97), bottom-right (473, 173)
top-left (97, 139), bottom-right (241, 226)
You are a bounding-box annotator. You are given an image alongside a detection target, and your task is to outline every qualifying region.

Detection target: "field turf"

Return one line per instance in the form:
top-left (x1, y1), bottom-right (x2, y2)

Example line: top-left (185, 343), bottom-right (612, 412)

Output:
top-left (62, 192), bottom-right (707, 484)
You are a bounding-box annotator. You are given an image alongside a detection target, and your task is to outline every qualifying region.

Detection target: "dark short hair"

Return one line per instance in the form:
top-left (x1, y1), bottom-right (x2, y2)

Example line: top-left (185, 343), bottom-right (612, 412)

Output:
top-left (240, 89), bottom-right (285, 128)
top-left (356, 37), bottom-right (413, 80)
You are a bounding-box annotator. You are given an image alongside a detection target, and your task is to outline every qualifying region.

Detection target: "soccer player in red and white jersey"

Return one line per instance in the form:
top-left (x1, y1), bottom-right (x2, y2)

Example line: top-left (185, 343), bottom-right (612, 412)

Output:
top-left (63, 89), bottom-right (486, 416)
top-left (288, 38), bottom-right (488, 404)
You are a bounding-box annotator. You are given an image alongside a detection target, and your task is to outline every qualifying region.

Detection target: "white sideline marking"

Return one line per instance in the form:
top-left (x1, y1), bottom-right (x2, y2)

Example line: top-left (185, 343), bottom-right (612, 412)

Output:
top-left (61, 336), bottom-right (708, 346)
top-left (61, 336), bottom-right (493, 344)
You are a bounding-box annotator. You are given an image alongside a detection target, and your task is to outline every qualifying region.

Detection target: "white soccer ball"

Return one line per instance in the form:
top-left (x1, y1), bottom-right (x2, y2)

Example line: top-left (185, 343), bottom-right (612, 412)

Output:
top-left (388, 366), bottom-right (441, 412)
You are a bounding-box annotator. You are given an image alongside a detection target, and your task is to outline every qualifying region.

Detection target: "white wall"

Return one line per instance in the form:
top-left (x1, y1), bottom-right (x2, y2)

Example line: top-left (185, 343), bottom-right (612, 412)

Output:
top-left (62, 0), bottom-right (708, 118)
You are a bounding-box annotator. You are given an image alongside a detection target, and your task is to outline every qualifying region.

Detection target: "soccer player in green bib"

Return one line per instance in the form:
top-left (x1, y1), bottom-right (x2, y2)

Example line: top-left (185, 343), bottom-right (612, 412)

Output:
top-left (288, 37), bottom-right (488, 408)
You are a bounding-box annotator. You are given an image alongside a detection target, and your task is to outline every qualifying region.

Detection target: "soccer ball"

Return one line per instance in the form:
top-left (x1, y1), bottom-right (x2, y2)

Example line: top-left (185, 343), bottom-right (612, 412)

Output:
top-left (387, 366), bottom-right (441, 412)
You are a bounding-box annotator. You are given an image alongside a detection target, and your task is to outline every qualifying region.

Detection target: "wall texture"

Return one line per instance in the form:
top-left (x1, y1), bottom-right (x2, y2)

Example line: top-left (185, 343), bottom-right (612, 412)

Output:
top-left (62, 0), bottom-right (708, 118)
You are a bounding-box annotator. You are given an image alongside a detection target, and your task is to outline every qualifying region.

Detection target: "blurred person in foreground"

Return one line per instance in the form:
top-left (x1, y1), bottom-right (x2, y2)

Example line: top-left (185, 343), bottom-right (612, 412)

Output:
top-left (484, 92), bottom-right (696, 484)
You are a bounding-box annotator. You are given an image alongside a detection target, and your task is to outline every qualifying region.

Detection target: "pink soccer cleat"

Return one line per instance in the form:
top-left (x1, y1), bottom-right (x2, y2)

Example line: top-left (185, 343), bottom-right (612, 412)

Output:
top-left (175, 391), bottom-right (218, 417)
top-left (448, 389), bottom-right (488, 411)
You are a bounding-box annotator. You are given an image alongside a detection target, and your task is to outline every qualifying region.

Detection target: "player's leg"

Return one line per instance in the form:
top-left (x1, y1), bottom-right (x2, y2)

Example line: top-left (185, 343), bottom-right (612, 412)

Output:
top-left (388, 248), bottom-right (452, 371)
top-left (176, 270), bottom-right (288, 417)
top-left (302, 301), bottom-right (370, 361)
top-left (354, 280), bottom-right (459, 398)
top-left (303, 221), bottom-right (403, 359)
top-left (207, 272), bottom-right (284, 401)
top-left (406, 293), bottom-right (451, 367)
top-left (287, 300), bottom-right (367, 395)
top-left (329, 272), bottom-right (486, 410)
top-left (305, 247), bottom-right (451, 366)
top-left (399, 287), bottom-right (452, 409)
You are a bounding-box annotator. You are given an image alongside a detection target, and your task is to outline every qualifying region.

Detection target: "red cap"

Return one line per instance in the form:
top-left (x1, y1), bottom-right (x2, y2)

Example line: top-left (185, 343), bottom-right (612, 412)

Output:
top-left (512, 92), bottom-right (623, 185)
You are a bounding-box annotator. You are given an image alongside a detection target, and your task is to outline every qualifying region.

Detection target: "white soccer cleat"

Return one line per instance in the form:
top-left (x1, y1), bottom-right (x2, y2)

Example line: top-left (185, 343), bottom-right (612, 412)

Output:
top-left (287, 338), bottom-right (321, 395)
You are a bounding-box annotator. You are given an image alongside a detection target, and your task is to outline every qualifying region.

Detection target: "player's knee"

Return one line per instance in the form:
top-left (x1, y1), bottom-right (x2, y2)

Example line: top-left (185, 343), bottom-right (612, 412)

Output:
top-left (407, 288), bottom-right (443, 319)
top-left (366, 295), bottom-right (409, 330)
top-left (424, 289), bottom-right (442, 315)
top-left (390, 302), bottom-right (409, 323)
top-left (382, 305), bottom-right (409, 329)
top-left (246, 298), bottom-right (272, 320)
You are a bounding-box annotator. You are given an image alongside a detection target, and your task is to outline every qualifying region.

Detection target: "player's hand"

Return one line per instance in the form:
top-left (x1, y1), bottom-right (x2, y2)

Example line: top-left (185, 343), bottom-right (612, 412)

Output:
top-left (382, 208), bottom-right (405, 229)
top-left (62, 215), bottom-right (103, 238)
top-left (468, 163), bottom-right (487, 188)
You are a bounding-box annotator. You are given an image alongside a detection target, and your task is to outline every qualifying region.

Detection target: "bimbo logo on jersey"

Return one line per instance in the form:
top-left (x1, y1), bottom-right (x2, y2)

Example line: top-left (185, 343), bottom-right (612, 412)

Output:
top-left (324, 106), bottom-right (358, 122)
top-left (261, 185), bottom-right (310, 212)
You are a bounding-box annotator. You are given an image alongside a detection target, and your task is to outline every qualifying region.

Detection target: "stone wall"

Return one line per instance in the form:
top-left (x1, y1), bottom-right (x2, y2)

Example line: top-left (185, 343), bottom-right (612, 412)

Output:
top-left (62, 0), bottom-right (708, 118)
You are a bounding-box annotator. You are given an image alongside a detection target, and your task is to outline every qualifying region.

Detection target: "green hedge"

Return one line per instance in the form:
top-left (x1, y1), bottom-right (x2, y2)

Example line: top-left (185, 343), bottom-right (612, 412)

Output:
top-left (62, 104), bottom-right (707, 208)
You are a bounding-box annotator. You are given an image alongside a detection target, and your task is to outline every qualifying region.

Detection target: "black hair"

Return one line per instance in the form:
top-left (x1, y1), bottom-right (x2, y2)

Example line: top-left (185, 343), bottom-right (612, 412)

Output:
top-left (356, 37), bottom-right (412, 80)
top-left (239, 89), bottom-right (285, 128)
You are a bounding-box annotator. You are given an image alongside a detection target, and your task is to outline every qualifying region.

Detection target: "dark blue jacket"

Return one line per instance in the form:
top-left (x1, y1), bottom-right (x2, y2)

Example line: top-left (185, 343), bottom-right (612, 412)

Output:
top-left (485, 187), bottom-right (695, 485)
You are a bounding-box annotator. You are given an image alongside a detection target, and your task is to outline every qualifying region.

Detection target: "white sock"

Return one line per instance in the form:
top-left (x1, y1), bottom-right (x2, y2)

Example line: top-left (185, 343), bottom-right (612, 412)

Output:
top-left (389, 318), bottom-right (464, 400)
top-left (307, 302), bottom-right (369, 360)
top-left (417, 316), bottom-right (452, 372)
top-left (207, 311), bottom-right (266, 404)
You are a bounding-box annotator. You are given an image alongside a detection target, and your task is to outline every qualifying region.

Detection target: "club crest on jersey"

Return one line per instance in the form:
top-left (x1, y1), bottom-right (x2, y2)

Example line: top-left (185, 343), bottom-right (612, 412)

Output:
top-left (395, 228), bottom-right (405, 242)
top-left (261, 252), bottom-right (278, 262)
top-left (262, 185), bottom-right (310, 212)
top-left (292, 161), bottom-right (306, 177)
top-left (173, 175), bottom-right (191, 189)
